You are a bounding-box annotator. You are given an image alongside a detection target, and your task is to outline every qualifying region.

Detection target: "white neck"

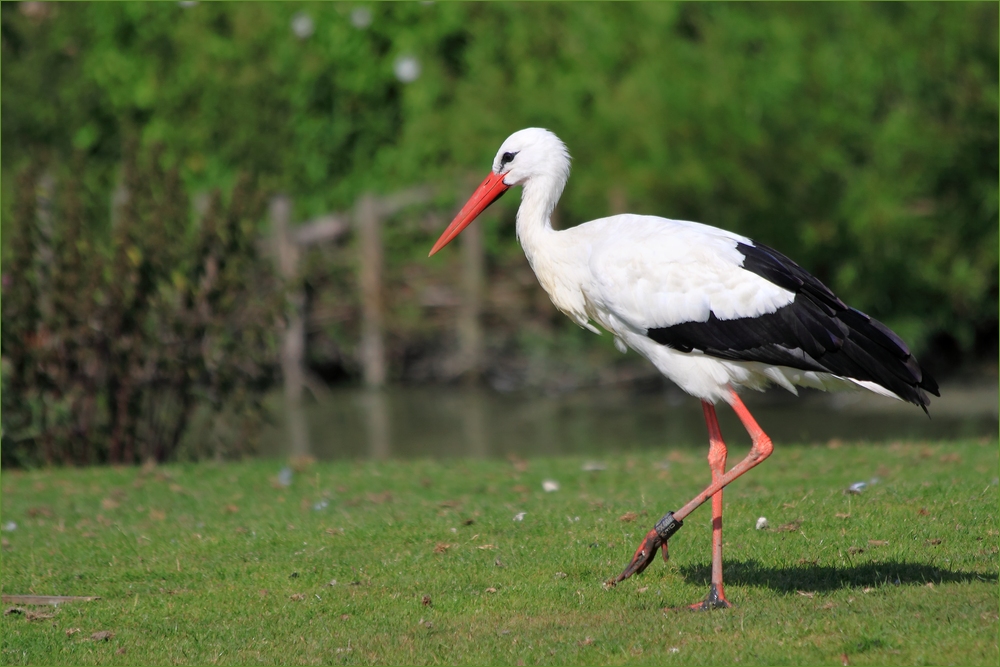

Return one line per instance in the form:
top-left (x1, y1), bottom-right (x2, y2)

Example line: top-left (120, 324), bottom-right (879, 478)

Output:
top-left (510, 169), bottom-right (597, 334)
top-left (515, 174), bottom-right (565, 265)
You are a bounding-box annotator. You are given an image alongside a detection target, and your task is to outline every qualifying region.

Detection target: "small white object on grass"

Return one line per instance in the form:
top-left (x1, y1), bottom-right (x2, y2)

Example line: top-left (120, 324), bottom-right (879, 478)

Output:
top-left (848, 482), bottom-right (867, 494)
top-left (312, 500), bottom-right (328, 511)
top-left (277, 467), bottom-right (293, 487)
top-left (755, 517), bottom-right (769, 530)
top-left (513, 512), bottom-right (526, 522)
top-left (542, 479), bottom-right (560, 492)
top-left (581, 461), bottom-right (606, 472)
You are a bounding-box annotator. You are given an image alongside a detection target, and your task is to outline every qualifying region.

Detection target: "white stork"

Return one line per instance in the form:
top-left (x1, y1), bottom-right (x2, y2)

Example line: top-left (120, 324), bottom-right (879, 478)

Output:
top-left (429, 128), bottom-right (938, 609)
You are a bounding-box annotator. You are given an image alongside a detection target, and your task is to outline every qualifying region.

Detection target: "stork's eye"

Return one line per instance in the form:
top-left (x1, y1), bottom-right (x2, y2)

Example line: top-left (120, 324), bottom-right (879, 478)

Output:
top-left (500, 151), bottom-right (517, 168)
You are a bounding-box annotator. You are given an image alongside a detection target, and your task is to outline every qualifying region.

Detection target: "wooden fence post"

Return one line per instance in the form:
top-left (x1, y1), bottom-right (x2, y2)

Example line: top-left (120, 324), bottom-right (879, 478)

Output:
top-left (355, 192), bottom-right (391, 458)
top-left (266, 186), bottom-right (436, 459)
top-left (355, 193), bottom-right (386, 388)
top-left (271, 195), bottom-right (311, 459)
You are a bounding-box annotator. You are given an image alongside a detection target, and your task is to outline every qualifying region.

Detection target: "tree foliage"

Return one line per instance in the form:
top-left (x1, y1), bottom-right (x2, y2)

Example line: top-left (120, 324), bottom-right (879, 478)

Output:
top-left (1, 2), bottom-right (996, 462)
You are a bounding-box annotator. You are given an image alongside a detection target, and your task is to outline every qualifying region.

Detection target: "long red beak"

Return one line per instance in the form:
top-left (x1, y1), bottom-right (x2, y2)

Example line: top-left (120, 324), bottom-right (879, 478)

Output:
top-left (428, 171), bottom-right (510, 256)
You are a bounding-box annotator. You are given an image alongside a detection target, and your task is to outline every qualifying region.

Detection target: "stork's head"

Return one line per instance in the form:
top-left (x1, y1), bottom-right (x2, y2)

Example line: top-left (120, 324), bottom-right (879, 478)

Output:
top-left (490, 128), bottom-right (571, 187)
top-left (429, 128), bottom-right (571, 256)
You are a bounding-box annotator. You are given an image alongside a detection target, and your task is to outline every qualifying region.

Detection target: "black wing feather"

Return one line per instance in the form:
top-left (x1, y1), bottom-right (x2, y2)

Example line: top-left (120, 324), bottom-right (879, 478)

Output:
top-left (647, 242), bottom-right (939, 410)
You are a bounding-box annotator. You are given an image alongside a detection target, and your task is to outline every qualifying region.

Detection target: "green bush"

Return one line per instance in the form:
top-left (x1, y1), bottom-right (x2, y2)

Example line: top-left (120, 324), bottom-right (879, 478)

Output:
top-left (1, 139), bottom-right (281, 467)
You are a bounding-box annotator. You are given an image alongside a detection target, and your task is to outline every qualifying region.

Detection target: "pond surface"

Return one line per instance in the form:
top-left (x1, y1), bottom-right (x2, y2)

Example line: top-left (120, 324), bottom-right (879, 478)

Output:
top-left (260, 381), bottom-right (998, 461)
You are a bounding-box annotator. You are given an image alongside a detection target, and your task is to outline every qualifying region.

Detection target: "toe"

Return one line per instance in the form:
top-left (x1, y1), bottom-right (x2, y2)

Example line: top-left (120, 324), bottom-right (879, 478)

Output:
top-left (613, 529), bottom-right (662, 583)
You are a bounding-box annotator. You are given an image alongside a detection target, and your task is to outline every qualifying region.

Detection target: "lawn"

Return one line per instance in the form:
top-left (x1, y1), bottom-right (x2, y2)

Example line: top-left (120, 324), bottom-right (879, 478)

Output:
top-left (2, 439), bottom-right (997, 665)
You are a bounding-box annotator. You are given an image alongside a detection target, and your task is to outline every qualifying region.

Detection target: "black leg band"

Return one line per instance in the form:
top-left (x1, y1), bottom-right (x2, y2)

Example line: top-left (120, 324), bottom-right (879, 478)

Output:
top-left (654, 511), bottom-right (683, 540)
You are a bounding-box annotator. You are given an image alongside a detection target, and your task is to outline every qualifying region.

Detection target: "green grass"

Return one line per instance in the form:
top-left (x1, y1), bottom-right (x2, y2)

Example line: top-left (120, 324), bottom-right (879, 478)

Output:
top-left (2, 439), bottom-right (997, 665)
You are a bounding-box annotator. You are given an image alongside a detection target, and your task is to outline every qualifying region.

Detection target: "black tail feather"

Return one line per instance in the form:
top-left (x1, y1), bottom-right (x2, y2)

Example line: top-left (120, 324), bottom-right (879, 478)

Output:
top-left (647, 241), bottom-right (938, 411)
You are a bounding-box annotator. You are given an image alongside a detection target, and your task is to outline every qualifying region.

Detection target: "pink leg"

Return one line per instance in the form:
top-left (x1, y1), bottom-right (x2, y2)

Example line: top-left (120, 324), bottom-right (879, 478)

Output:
top-left (674, 390), bottom-right (773, 522)
top-left (690, 401), bottom-right (731, 609)
top-left (611, 389), bottom-right (774, 602)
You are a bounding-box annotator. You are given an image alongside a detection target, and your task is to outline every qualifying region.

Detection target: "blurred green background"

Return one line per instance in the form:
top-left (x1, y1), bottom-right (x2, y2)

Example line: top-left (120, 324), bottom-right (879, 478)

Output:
top-left (2, 2), bottom-right (997, 466)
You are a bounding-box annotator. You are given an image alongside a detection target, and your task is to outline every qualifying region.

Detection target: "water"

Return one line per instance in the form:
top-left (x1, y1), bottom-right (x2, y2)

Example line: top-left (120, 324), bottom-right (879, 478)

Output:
top-left (260, 381), bottom-right (998, 461)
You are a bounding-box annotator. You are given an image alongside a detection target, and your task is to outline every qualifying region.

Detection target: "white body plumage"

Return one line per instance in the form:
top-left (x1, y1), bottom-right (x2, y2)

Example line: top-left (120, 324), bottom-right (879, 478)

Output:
top-left (523, 212), bottom-right (885, 404)
top-left (430, 128), bottom-right (935, 409)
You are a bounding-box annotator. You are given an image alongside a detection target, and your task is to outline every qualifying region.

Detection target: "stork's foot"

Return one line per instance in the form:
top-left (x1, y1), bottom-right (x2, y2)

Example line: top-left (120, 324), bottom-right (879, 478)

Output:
top-left (607, 529), bottom-right (665, 586)
top-left (607, 512), bottom-right (684, 587)
top-left (688, 584), bottom-right (732, 611)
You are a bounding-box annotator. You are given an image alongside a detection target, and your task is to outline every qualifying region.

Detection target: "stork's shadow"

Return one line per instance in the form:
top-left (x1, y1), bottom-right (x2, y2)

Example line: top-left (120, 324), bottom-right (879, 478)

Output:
top-left (678, 559), bottom-right (996, 592)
